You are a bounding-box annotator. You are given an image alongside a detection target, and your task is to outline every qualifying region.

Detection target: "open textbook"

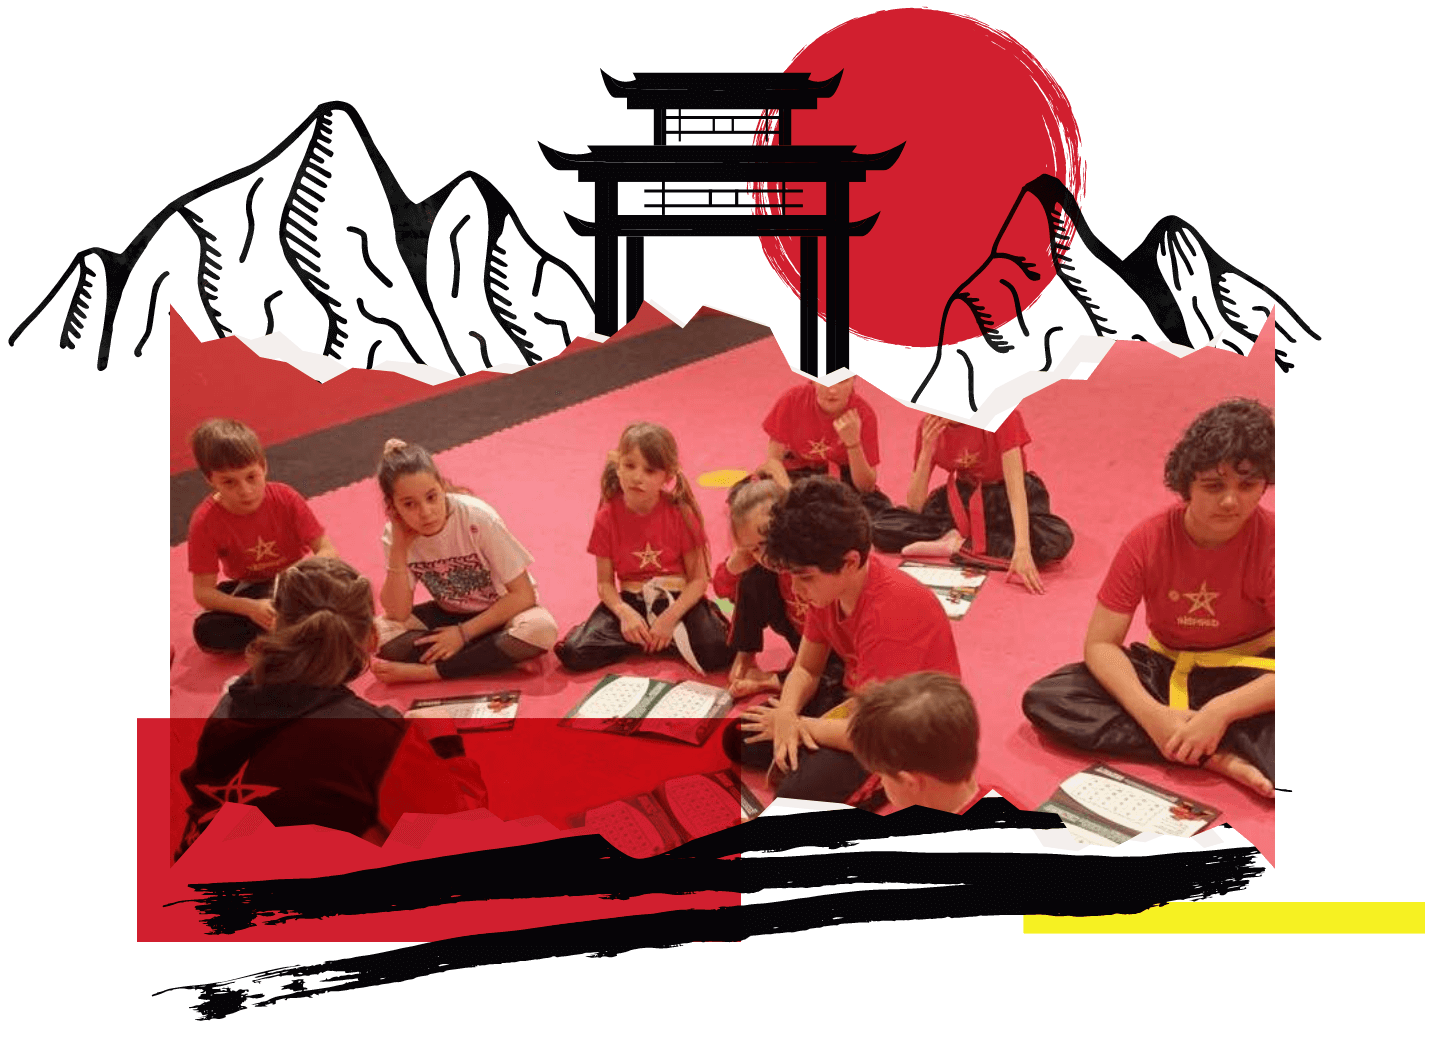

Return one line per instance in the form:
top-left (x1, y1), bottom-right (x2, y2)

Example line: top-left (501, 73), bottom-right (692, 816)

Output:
top-left (898, 560), bottom-right (988, 619)
top-left (1038, 763), bottom-right (1222, 846)
top-left (561, 673), bottom-right (733, 745)
top-left (404, 690), bottom-right (520, 731)
top-left (576, 770), bottom-right (764, 858)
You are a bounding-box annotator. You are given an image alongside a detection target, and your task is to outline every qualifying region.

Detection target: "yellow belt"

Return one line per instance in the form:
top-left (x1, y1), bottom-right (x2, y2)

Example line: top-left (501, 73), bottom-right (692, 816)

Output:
top-left (1147, 631), bottom-right (1276, 711)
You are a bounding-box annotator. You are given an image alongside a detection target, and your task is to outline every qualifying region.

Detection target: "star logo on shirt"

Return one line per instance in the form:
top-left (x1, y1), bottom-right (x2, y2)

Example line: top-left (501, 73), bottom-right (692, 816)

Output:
top-left (632, 542), bottom-right (664, 570)
top-left (1181, 581), bottom-right (1220, 617)
top-left (247, 536), bottom-right (279, 566)
top-left (806, 439), bottom-right (832, 459)
top-left (195, 761), bottom-right (280, 811)
top-left (953, 449), bottom-right (982, 471)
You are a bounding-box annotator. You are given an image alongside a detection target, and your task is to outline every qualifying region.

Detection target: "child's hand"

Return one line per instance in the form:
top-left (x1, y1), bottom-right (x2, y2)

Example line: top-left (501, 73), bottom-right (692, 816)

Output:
top-left (1006, 546), bottom-right (1045, 594)
top-left (1163, 705), bottom-right (1231, 765)
top-left (727, 546), bottom-right (755, 574)
top-left (1141, 707), bottom-right (1197, 762)
top-left (646, 610), bottom-right (678, 652)
top-left (617, 604), bottom-right (650, 646)
top-left (754, 457), bottom-right (792, 489)
top-left (416, 625), bottom-right (465, 663)
top-left (387, 513), bottom-right (419, 554)
top-left (919, 414), bottom-right (949, 454)
top-left (247, 598), bottom-right (278, 632)
top-left (741, 699), bottom-right (815, 772)
top-left (833, 409), bottom-right (863, 449)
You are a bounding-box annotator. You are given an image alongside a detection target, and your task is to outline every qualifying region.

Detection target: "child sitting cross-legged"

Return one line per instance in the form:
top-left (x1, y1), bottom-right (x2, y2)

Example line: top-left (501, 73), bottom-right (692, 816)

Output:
top-left (372, 439), bottom-right (558, 683)
top-left (848, 671), bottom-right (981, 813)
top-left (187, 418), bottom-right (337, 654)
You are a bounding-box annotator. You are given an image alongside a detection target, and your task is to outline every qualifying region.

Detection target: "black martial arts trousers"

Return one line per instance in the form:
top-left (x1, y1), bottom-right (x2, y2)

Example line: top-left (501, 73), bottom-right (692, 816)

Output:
top-left (870, 473), bottom-right (1073, 561)
top-left (1022, 641), bottom-right (1275, 782)
top-left (193, 578), bottom-right (274, 655)
top-left (556, 591), bottom-right (735, 674)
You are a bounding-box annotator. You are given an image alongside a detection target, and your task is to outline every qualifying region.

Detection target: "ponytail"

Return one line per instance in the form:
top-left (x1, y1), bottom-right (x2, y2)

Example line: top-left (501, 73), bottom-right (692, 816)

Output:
top-left (598, 451), bottom-right (622, 509)
top-left (246, 557), bottom-right (375, 689)
top-left (377, 438), bottom-right (473, 508)
top-left (668, 467), bottom-right (712, 578)
top-left (249, 609), bottom-right (368, 689)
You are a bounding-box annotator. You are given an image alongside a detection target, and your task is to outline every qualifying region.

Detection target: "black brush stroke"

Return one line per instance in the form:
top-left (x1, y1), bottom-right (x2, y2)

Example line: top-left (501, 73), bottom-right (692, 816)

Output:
top-left (448, 209), bottom-right (471, 294)
top-left (262, 290), bottom-right (282, 335)
top-left (366, 339), bottom-right (383, 368)
top-left (1000, 278), bottom-right (1028, 336)
top-left (341, 226), bottom-right (393, 288)
top-left (533, 310), bottom-right (572, 348)
top-left (1041, 325), bottom-right (1062, 372)
top-left (473, 330), bottom-right (496, 370)
top-left (132, 270), bottom-right (168, 359)
top-left (151, 804), bottom-right (1263, 1017)
top-left (1191, 294), bottom-right (1214, 342)
top-left (241, 177), bottom-right (264, 264)
top-left (170, 798), bottom-right (1257, 936)
top-left (354, 294), bottom-right (419, 363)
top-left (178, 207), bottom-right (230, 338)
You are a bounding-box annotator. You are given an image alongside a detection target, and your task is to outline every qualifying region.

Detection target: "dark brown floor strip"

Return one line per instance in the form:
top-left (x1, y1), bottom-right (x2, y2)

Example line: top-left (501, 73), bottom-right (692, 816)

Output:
top-left (171, 314), bottom-right (771, 545)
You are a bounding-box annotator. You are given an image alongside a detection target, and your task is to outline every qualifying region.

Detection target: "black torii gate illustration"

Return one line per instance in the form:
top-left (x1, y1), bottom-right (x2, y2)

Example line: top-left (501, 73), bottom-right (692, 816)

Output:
top-left (541, 72), bottom-right (902, 376)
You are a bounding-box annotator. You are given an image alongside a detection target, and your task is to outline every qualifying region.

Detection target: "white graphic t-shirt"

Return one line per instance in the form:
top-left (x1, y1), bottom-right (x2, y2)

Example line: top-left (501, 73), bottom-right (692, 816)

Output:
top-left (382, 494), bottom-right (537, 615)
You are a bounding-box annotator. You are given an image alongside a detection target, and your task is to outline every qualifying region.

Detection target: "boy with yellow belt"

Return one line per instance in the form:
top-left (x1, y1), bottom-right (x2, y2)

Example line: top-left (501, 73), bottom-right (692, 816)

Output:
top-left (1022, 399), bottom-right (1276, 798)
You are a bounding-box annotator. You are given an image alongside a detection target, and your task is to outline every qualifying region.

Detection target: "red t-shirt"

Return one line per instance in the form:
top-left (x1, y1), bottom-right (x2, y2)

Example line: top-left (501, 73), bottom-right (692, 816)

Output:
top-left (802, 556), bottom-right (961, 691)
top-left (187, 481), bottom-right (324, 582)
top-left (713, 560), bottom-right (810, 632)
top-left (587, 497), bottom-right (704, 583)
top-left (762, 383), bottom-right (882, 471)
top-left (917, 410), bottom-right (1030, 485)
top-left (1098, 503), bottom-right (1275, 651)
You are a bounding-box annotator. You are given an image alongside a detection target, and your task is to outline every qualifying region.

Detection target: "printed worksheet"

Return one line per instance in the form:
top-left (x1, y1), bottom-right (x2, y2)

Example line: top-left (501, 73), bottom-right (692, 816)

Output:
top-left (405, 690), bottom-right (521, 731)
top-left (568, 675), bottom-right (653, 719)
top-left (1038, 763), bottom-right (1222, 845)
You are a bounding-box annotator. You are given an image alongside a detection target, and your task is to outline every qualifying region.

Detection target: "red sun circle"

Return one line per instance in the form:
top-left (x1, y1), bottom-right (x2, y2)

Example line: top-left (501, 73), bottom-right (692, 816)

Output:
top-left (759, 9), bottom-right (1084, 349)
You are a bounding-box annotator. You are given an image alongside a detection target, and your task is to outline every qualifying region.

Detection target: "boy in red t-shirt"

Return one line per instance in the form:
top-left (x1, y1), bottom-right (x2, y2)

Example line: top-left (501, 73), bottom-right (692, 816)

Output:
top-left (187, 418), bottom-right (337, 654)
top-left (1022, 399), bottom-right (1276, 797)
top-left (759, 376), bottom-right (886, 502)
top-left (870, 408), bottom-right (1072, 593)
top-left (729, 477), bottom-right (960, 804)
top-left (849, 672), bottom-right (981, 814)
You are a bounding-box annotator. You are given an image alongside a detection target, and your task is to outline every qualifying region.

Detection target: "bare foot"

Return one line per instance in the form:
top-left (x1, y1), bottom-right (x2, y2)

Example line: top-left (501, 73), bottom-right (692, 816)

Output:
top-left (1204, 751), bottom-right (1275, 799)
top-left (902, 529), bottom-right (962, 558)
top-left (732, 673), bottom-right (781, 699)
top-left (370, 658), bottom-right (440, 684)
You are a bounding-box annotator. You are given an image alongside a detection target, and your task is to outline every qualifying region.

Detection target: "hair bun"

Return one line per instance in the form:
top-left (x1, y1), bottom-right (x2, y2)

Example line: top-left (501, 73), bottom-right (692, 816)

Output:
top-left (383, 438), bottom-right (408, 455)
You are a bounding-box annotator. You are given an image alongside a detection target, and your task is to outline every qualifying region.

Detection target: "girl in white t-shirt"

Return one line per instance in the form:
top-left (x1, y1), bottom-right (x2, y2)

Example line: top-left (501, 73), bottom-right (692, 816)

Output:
top-left (371, 439), bottom-right (558, 683)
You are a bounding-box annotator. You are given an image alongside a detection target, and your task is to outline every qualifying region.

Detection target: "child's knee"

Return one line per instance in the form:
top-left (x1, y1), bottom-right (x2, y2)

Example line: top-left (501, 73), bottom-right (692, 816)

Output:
top-left (377, 631), bottom-right (423, 663)
top-left (507, 607), bottom-right (558, 652)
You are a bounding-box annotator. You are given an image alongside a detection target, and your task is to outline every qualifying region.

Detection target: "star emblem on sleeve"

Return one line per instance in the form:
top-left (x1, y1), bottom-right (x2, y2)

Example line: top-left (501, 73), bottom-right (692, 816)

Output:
top-left (632, 542), bottom-right (664, 570)
top-left (1181, 581), bottom-right (1220, 616)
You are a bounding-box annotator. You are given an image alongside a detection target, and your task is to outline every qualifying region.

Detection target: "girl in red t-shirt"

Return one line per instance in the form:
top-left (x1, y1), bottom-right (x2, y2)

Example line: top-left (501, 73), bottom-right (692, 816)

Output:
top-left (870, 409), bottom-right (1072, 593)
top-left (1023, 399), bottom-right (1276, 798)
top-left (555, 422), bottom-right (735, 674)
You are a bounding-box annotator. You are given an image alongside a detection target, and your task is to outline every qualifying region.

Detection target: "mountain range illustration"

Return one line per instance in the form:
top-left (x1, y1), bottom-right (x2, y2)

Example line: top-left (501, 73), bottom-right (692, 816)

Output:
top-left (8, 103), bottom-right (1316, 404)
top-left (907, 173), bottom-right (1321, 410)
top-left (8, 102), bottom-right (595, 375)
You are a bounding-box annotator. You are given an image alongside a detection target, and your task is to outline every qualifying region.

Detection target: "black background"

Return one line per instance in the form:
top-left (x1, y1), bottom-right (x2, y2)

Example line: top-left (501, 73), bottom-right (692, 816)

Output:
top-left (0, 4), bottom-right (1390, 1017)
